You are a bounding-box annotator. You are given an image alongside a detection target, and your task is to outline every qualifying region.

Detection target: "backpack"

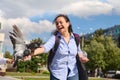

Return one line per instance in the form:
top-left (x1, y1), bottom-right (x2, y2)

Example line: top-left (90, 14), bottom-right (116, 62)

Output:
top-left (47, 33), bottom-right (88, 80)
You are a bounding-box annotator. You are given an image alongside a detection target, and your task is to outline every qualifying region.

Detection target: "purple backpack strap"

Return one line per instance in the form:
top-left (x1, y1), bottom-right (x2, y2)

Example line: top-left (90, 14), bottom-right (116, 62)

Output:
top-left (47, 35), bottom-right (60, 71)
top-left (73, 33), bottom-right (80, 47)
top-left (73, 33), bottom-right (88, 80)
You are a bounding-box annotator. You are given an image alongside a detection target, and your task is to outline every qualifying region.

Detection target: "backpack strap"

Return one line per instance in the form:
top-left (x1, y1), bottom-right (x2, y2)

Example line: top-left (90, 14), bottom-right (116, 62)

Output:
top-left (73, 33), bottom-right (80, 47)
top-left (47, 33), bottom-right (88, 80)
top-left (47, 35), bottom-right (60, 71)
top-left (73, 33), bottom-right (88, 80)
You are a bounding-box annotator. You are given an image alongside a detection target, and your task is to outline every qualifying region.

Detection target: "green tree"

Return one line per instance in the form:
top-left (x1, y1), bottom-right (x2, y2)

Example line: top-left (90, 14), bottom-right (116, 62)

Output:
top-left (17, 37), bottom-right (48, 72)
top-left (37, 53), bottom-right (48, 67)
top-left (30, 37), bottom-right (43, 44)
top-left (29, 56), bottom-right (40, 72)
top-left (84, 29), bottom-right (120, 74)
top-left (4, 51), bottom-right (13, 59)
top-left (84, 35), bottom-right (106, 70)
top-left (94, 28), bottom-right (103, 37)
top-left (104, 36), bottom-right (120, 71)
top-left (118, 33), bottom-right (120, 48)
top-left (17, 61), bottom-right (25, 72)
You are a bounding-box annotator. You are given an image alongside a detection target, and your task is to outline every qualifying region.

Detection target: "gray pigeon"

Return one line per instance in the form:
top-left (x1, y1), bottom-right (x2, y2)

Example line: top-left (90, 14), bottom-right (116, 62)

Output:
top-left (9, 25), bottom-right (41, 67)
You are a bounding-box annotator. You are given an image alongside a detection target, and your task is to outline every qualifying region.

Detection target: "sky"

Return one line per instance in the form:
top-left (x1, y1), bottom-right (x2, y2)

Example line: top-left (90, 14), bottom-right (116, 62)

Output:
top-left (0, 0), bottom-right (120, 54)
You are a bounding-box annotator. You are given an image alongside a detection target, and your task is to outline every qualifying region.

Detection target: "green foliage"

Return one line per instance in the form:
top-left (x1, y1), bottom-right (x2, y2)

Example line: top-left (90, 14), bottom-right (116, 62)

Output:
top-left (17, 61), bottom-right (26, 72)
top-left (17, 57), bottom-right (41, 73)
top-left (30, 56), bottom-right (40, 72)
top-left (38, 53), bottom-right (48, 67)
top-left (4, 51), bottom-right (13, 59)
top-left (30, 37), bottom-right (43, 44)
top-left (42, 70), bottom-right (50, 74)
top-left (17, 37), bottom-right (49, 73)
top-left (94, 28), bottom-right (103, 37)
top-left (84, 29), bottom-right (120, 73)
top-left (104, 36), bottom-right (120, 70)
top-left (118, 33), bottom-right (120, 48)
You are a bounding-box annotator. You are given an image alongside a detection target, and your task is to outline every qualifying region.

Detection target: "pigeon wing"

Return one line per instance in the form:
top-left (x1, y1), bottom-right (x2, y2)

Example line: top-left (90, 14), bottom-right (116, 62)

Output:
top-left (9, 25), bottom-right (27, 67)
top-left (13, 25), bottom-right (24, 39)
top-left (9, 25), bottom-right (26, 56)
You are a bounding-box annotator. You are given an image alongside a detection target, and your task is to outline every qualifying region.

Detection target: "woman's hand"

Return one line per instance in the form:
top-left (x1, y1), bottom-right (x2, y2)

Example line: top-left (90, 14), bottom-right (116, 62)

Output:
top-left (23, 55), bottom-right (32, 61)
top-left (78, 54), bottom-right (89, 63)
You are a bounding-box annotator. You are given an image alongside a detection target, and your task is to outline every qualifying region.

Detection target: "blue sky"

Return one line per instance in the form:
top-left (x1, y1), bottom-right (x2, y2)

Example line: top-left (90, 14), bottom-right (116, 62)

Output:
top-left (30, 13), bottom-right (120, 41)
top-left (0, 0), bottom-right (120, 53)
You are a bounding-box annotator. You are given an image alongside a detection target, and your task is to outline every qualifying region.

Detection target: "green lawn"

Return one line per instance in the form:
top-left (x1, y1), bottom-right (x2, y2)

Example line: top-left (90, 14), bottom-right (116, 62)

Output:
top-left (19, 78), bottom-right (49, 80)
top-left (6, 72), bottom-right (49, 76)
top-left (20, 77), bottom-right (106, 80)
top-left (6, 72), bottom-right (106, 80)
top-left (18, 77), bottom-right (105, 80)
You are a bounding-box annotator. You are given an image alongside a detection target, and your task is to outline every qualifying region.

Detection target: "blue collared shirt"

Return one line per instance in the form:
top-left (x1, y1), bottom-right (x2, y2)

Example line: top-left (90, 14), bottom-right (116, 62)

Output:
top-left (43, 33), bottom-right (82, 80)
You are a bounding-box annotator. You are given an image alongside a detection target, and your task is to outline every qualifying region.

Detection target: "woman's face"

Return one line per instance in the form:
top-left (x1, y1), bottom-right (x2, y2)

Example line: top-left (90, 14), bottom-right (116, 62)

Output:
top-left (55, 16), bottom-right (70, 34)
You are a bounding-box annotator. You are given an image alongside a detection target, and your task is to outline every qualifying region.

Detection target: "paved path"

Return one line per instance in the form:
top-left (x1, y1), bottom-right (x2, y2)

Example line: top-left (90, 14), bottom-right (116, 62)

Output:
top-left (0, 76), bottom-right (22, 80)
top-left (0, 76), bottom-right (49, 80)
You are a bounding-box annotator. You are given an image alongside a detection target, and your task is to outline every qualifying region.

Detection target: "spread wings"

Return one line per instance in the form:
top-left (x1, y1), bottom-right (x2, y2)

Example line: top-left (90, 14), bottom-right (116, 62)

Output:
top-left (9, 25), bottom-right (26, 56)
top-left (9, 25), bottom-right (41, 67)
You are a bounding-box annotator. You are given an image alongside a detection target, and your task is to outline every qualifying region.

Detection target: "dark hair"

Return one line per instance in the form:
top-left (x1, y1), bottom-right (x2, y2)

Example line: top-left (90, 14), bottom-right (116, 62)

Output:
top-left (52, 14), bottom-right (73, 35)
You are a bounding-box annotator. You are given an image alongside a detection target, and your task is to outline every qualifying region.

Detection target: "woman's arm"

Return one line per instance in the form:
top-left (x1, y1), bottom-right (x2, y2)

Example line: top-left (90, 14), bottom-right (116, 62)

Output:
top-left (24, 35), bottom-right (55, 60)
top-left (24, 47), bottom-right (45, 61)
top-left (31, 47), bottom-right (45, 56)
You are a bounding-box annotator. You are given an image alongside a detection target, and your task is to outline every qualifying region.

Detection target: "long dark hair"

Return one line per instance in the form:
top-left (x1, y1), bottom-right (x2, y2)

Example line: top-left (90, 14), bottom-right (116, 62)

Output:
top-left (52, 14), bottom-right (73, 35)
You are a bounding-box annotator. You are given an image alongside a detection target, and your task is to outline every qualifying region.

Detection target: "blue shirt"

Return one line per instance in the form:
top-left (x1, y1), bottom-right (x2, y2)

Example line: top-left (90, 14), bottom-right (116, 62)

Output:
top-left (43, 33), bottom-right (82, 80)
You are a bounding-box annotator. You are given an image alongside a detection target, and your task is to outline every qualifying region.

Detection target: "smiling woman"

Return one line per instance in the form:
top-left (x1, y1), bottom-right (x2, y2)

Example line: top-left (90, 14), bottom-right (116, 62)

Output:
top-left (23, 14), bottom-right (89, 80)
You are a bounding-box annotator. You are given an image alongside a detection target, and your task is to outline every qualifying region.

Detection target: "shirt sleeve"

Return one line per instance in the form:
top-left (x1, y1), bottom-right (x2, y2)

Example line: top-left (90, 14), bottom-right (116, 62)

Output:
top-left (43, 35), bottom-right (55, 53)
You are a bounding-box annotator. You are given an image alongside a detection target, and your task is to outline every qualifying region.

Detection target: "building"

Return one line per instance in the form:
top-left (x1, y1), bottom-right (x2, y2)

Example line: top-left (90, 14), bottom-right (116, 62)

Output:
top-left (0, 23), bottom-right (7, 76)
top-left (0, 33), bottom-right (5, 58)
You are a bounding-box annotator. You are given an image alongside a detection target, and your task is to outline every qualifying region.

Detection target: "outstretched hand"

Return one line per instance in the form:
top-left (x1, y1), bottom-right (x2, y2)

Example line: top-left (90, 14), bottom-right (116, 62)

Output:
top-left (23, 55), bottom-right (32, 61)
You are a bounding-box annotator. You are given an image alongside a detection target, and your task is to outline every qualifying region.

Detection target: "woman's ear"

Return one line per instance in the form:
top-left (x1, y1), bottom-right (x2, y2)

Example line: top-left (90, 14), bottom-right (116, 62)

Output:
top-left (67, 22), bottom-right (70, 27)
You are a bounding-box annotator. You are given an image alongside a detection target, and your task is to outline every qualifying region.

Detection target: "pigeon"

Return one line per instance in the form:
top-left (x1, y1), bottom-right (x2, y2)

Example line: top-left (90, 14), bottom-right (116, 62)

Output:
top-left (9, 25), bottom-right (41, 67)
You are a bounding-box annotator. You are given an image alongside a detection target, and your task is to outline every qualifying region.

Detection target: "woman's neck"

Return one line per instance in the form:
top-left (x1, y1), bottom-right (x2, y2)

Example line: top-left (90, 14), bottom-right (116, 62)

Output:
top-left (62, 31), bottom-right (70, 37)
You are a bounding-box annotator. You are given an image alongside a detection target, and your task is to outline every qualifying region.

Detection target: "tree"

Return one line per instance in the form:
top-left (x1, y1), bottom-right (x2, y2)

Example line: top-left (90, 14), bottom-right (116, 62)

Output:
top-left (17, 61), bottom-right (25, 72)
top-left (94, 28), bottom-right (103, 37)
top-left (104, 36), bottom-right (120, 71)
top-left (29, 56), bottom-right (40, 72)
top-left (4, 51), bottom-right (13, 59)
top-left (30, 37), bottom-right (43, 44)
top-left (118, 34), bottom-right (120, 48)
top-left (84, 29), bottom-right (120, 74)
top-left (38, 53), bottom-right (48, 67)
top-left (84, 35), bottom-right (106, 70)
top-left (17, 37), bottom-right (48, 72)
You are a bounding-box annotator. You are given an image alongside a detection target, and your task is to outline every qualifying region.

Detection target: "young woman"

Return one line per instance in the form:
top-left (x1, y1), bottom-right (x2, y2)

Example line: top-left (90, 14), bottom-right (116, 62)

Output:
top-left (25, 14), bottom-right (89, 80)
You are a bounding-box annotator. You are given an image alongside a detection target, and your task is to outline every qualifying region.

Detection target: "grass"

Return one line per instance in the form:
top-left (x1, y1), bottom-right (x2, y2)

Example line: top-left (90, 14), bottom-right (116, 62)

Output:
top-left (24, 78), bottom-right (49, 80)
top-left (6, 72), bottom-right (49, 76)
top-left (6, 72), bottom-right (106, 80)
top-left (20, 77), bottom-right (106, 80)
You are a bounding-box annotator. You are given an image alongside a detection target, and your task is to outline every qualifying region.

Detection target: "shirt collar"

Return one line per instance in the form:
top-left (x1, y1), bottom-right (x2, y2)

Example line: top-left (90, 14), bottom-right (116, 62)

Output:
top-left (71, 33), bottom-right (75, 38)
top-left (56, 32), bottom-right (74, 38)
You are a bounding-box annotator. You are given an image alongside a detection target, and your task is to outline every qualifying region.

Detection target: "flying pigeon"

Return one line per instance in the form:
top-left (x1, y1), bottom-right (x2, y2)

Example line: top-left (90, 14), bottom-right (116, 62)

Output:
top-left (9, 25), bottom-right (41, 67)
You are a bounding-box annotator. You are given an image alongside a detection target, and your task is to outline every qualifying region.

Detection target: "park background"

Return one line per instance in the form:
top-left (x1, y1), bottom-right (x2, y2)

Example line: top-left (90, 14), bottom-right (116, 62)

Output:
top-left (0, 0), bottom-right (120, 80)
